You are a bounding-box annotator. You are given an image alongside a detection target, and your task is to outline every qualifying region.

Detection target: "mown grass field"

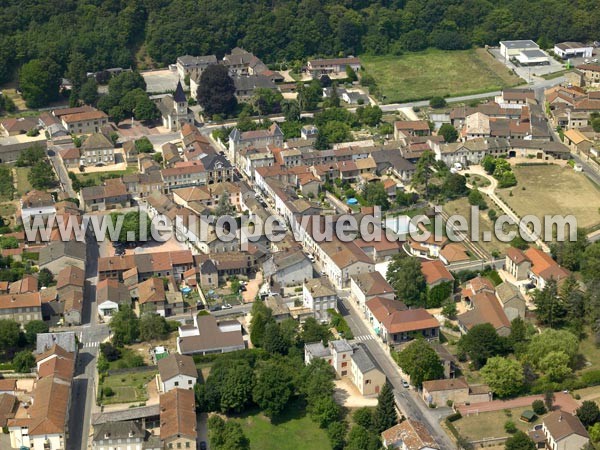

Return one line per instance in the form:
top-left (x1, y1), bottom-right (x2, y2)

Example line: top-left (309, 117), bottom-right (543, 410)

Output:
top-left (14, 166), bottom-right (32, 195)
top-left (497, 165), bottom-right (600, 230)
top-left (454, 406), bottom-right (543, 443)
top-left (231, 402), bottom-right (331, 450)
top-left (360, 48), bottom-right (521, 103)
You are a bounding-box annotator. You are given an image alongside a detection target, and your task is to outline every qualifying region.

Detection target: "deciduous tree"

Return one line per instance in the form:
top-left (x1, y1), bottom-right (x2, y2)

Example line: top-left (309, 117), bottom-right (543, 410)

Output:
top-left (481, 356), bottom-right (524, 398)
top-left (197, 65), bottom-right (237, 118)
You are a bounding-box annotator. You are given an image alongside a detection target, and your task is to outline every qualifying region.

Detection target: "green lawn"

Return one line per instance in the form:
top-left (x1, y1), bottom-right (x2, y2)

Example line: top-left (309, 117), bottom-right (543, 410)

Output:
top-left (231, 403), bottom-right (331, 450)
top-left (454, 407), bottom-right (543, 442)
top-left (15, 167), bottom-right (32, 195)
top-left (100, 369), bottom-right (155, 405)
top-left (361, 48), bottom-right (522, 103)
top-left (75, 165), bottom-right (138, 186)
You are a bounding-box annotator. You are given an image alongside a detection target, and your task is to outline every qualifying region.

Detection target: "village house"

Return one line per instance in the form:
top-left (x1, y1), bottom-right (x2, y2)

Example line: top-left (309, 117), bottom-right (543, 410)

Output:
top-left (92, 421), bottom-right (150, 450)
top-left (98, 250), bottom-right (194, 282)
top-left (505, 247), bottom-right (570, 289)
top-left (96, 278), bottom-right (131, 320)
top-left (38, 241), bottom-right (87, 275)
top-left (304, 339), bottom-right (385, 396)
top-left (159, 388), bottom-right (197, 450)
top-left (228, 124), bottom-right (283, 164)
top-left (422, 378), bottom-right (491, 408)
top-left (458, 291), bottom-right (511, 337)
top-left (176, 54), bottom-right (218, 80)
top-left (381, 419), bottom-right (440, 450)
top-left (0, 292), bottom-right (42, 326)
top-left (365, 297), bottom-right (439, 345)
top-left (59, 147), bottom-right (81, 168)
top-left (538, 410), bottom-right (590, 450)
top-left (421, 260), bottom-right (455, 288)
top-left (60, 108), bottom-right (109, 134)
top-left (576, 63), bottom-right (600, 86)
top-left (80, 132), bottom-right (115, 166)
top-left (0, 117), bottom-right (38, 136)
top-left (8, 345), bottom-right (74, 450)
top-left (307, 57), bottom-right (361, 76)
top-left (263, 248), bottom-right (313, 288)
top-left (302, 277), bottom-right (338, 322)
top-left (350, 271), bottom-right (395, 313)
top-left (20, 189), bottom-right (56, 224)
top-left (79, 178), bottom-right (129, 212)
top-left (156, 353), bottom-right (198, 393)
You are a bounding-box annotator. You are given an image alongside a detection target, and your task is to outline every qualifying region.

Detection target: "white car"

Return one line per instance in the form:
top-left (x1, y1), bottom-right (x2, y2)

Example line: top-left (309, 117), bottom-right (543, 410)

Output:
top-left (402, 380), bottom-right (410, 388)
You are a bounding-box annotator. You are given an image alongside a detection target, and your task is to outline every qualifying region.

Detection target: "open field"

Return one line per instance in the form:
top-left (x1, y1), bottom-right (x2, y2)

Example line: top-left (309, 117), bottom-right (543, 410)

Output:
top-left (231, 402), bottom-right (331, 450)
top-left (444, 197), bottom-right (516, 257)
top-left (454, 406), bottom-right (542, 442)
top-left (360, 48), bottom-right (522, 103)
top-left (101, 369), bottom-right (156, 405)
top-left (14, 167), bottom-right (32, 195)
top-left (497, 165), bottom-right (600, 230)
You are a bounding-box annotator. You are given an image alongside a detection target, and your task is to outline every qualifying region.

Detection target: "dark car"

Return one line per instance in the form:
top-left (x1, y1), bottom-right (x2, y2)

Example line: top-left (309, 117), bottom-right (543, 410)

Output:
top-left (199, 442), bottom-right (207, 450)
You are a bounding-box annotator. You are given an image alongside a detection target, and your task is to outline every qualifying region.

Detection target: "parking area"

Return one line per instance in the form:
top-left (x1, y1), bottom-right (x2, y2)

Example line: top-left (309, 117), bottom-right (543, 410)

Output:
top-left (488, 47), bottom-right (564, 80)
top-left (141, 69), bottom-right (181, 94)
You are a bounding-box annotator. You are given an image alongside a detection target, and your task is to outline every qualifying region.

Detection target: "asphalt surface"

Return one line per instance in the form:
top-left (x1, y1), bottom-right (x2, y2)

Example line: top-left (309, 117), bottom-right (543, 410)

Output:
top-left (67, 227), bottom-right (109, 450)
top-left (49, 153), bottom-right (77, 198)
top-left (337, 293), bottom-right (455, 449)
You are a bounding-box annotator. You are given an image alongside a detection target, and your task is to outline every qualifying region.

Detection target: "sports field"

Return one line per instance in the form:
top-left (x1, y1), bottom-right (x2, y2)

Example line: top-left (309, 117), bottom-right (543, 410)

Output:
top-left (498, 165), bottom-right (600, 230)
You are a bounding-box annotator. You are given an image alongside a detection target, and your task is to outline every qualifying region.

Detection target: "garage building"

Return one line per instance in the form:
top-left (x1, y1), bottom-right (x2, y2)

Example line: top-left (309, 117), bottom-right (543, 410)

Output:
top-left (500, 40), bottom-right (539, 59)
top-left (515, 49), bottom-right (550, 66)
top-left (554, 42), bottom-right (594, 59)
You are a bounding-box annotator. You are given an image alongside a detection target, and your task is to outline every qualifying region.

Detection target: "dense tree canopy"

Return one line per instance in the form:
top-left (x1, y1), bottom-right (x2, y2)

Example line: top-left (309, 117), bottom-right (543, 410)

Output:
top-left (197, 64), bottom-right (237, 118)
top-left (395, 339), bottom-right (444, 388)
top-left (2, 0), bottom-right (600, 88)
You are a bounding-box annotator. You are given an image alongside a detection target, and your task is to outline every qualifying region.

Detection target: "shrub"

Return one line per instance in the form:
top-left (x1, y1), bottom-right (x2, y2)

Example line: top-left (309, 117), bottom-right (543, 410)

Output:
top-left (504, 420), bottom-right (517, 433)
top-left (532, 399), bottom-right (547, 415)
top-left (447, 412), bottom-right (462, 422)
top-left (103, 386), bottom-right (115, 397)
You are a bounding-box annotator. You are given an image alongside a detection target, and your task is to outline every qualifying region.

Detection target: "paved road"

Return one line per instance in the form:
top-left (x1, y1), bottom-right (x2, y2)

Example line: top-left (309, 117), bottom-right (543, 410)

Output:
top-left (337, 293), bottom-right (455, 449)
top-left (67, 226), bottom-right (109, 450)
top-left (379, 76), bottom-right (565, 112)
top-left (49, 153), bottom-right (77, 198)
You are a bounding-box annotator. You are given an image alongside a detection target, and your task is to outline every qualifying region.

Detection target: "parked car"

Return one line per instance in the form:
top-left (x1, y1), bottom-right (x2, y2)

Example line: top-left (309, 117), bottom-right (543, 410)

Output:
top-left (199, 442), bottom-right (207, 450)
top-left (221, 303), bottom-right (233, 310)
top-left (402, 379), bottom-right (410, 389)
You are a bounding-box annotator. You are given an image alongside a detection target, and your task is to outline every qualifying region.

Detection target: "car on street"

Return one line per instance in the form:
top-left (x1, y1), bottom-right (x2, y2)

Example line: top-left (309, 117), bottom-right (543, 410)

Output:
top-left (402, 379), bottom-right (410, 388)
top-left (199, 442), bottom-right (207, 450)
top-left (222, 303), bottom-right (233, 310)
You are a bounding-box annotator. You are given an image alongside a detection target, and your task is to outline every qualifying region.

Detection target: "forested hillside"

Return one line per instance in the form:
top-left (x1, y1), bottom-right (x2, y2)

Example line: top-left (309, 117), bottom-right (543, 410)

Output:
top-left (1, 0), bottom-right (599, 84)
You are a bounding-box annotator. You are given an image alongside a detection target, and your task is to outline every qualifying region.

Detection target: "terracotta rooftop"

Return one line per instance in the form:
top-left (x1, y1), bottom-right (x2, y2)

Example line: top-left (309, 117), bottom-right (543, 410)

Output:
top-left (159, 388), bottom-right (197, 440)
top-left (420, 260), bottom-right (454, 286)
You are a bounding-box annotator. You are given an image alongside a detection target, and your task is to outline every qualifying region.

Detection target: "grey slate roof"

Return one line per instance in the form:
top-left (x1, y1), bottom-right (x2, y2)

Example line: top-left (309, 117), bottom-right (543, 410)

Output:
top-left (93, 421), bottom-right (144, 442)
top-left (38, 241), bottom-right (87, 266)
top-left (351, 344), bottom-right (381, 374)
top-left (36, 332), bottom-right (77, 354)
top-left (173, 81), bottom-right (186, 103)
top-left (330, 339), bottom-right (353, 353)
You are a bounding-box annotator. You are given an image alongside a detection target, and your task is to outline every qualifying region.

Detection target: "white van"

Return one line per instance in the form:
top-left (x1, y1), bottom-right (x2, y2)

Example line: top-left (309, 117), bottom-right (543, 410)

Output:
top-left (453, 162), bottom-right (463, 171)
